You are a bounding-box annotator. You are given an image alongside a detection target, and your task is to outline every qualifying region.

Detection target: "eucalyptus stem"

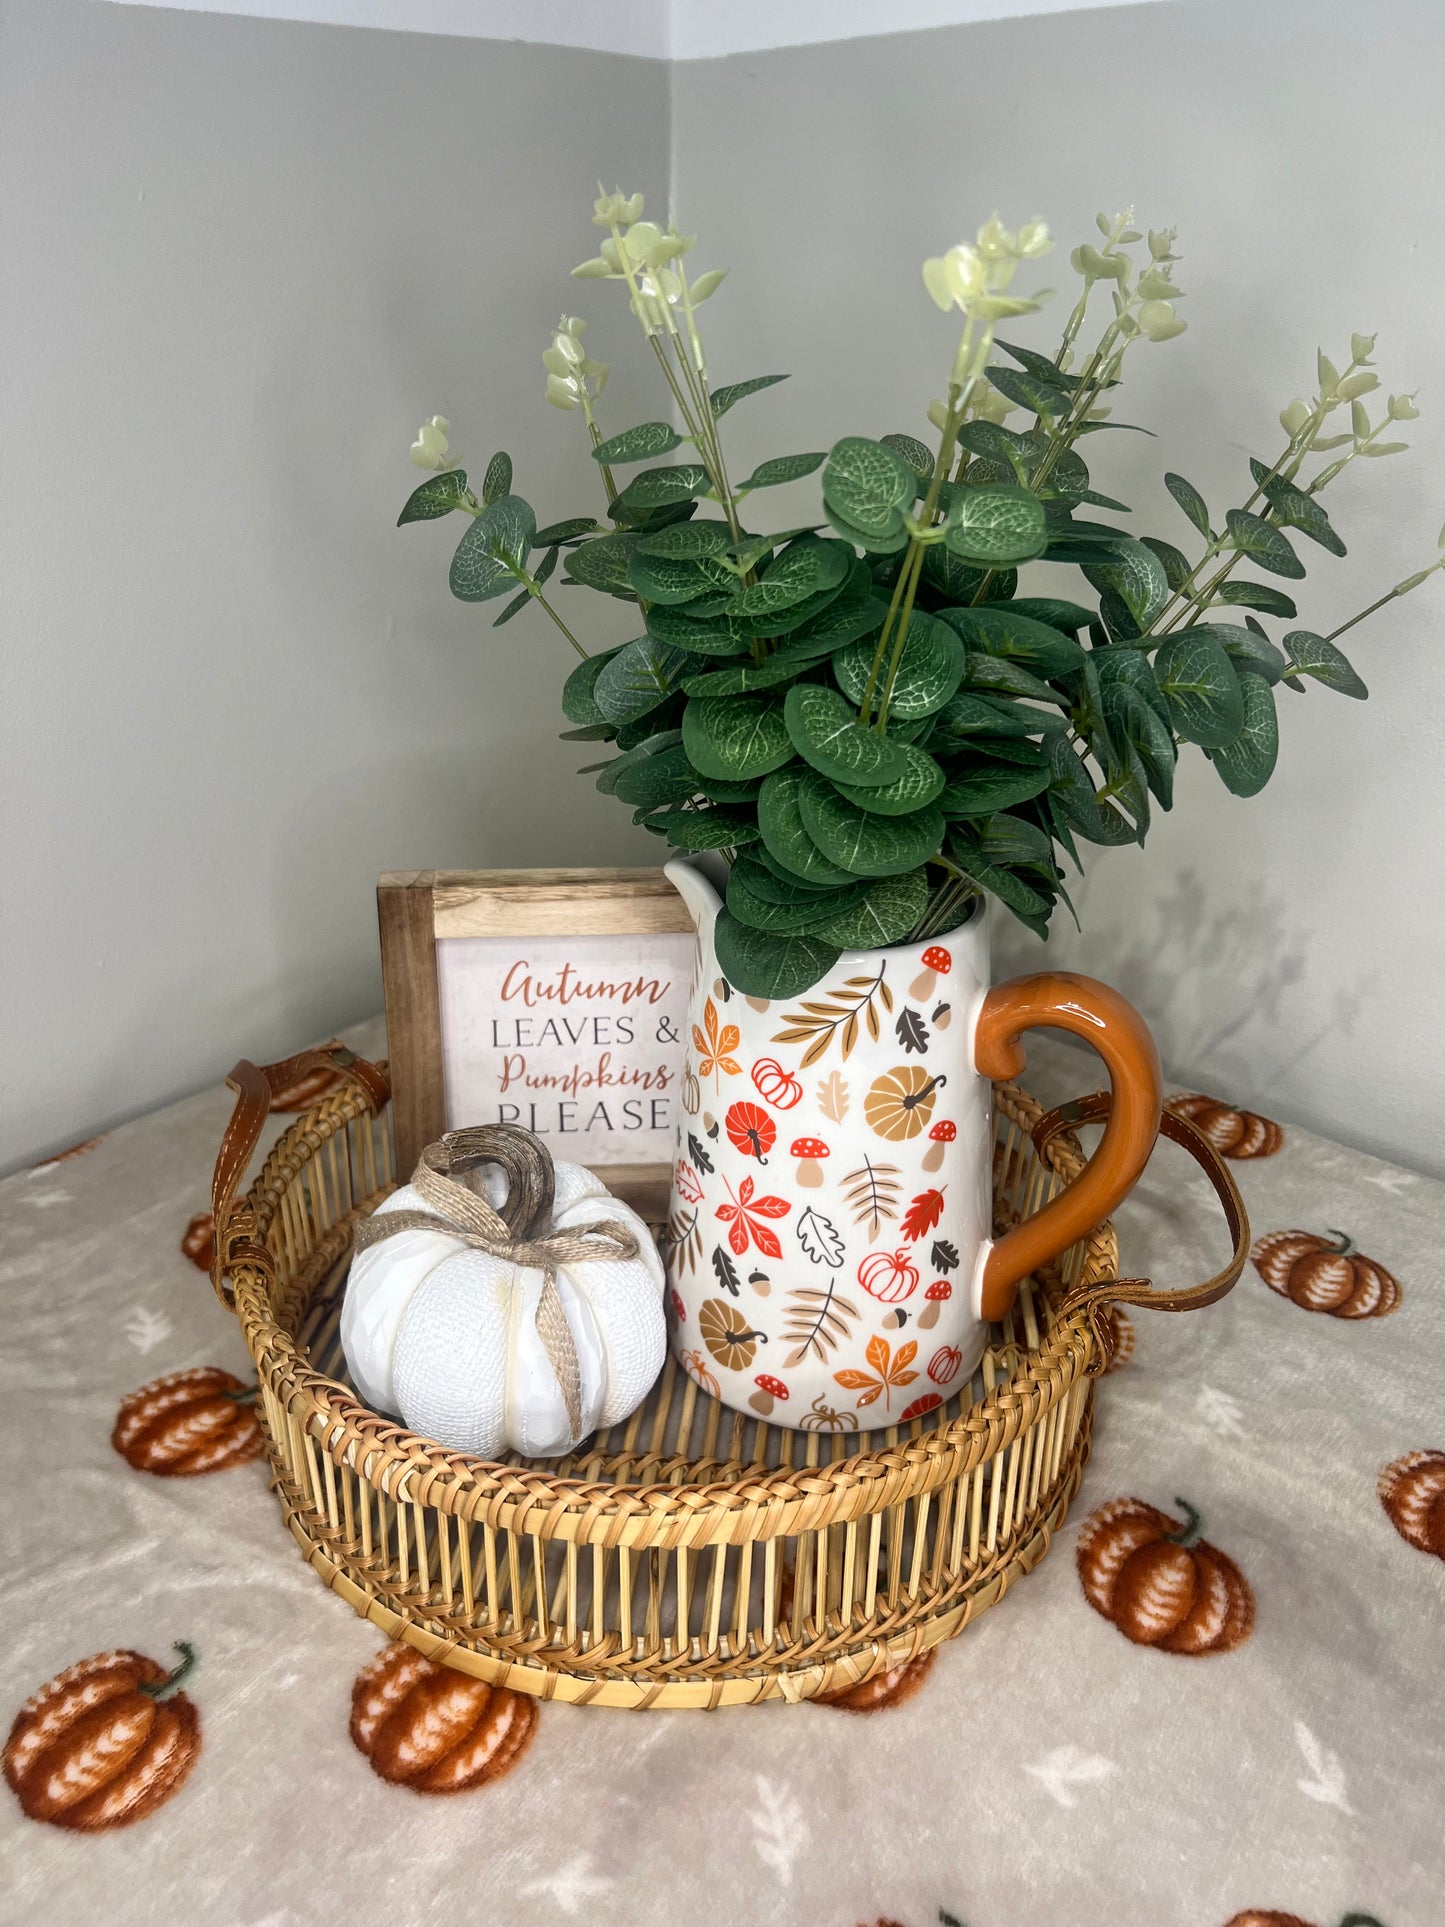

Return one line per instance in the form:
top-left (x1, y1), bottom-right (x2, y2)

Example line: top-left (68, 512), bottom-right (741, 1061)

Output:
top-left (585, 421), bottom-right (618, 507)
top-left (529, 584), bottom-right (589, 659)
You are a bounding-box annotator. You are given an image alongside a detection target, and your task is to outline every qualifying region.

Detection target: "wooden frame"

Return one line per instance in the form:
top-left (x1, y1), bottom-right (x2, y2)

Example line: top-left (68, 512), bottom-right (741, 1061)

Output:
top-left (377, 869), bottom-right (694, 1221)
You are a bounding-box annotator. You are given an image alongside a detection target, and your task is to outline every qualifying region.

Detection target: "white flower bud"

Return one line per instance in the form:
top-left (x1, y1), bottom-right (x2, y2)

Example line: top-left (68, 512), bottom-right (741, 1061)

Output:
top-left (1071, 243), bottom-right (1127, 283)
top-left (1137, 267), bottom-right (1183, 302)
top-left (1388, 392), bottom-right (1420, 421)
top-left (1350, 331), bottom-right (1376, 364)
top-left (1138, 299), bottom-right (1187, 342)
top-left (975, 383), bottom-right (1014, 424)
top-left (409, 416), bottom-right (457, 470)
top-left (1017, 219), bottom-right (1052, 258)
top-left (1279, 399), bottom-right (1312, 437)
top-left (923, 243), bottom-right (987, 312)
top-left (1335, 370), bottom-right (1379, 401)
top-left (926, 399), bottom-right (950, 432)
top-left (593, 187), bottom-right (644, 228)
top-left (546, 373), bottom-right (581, 411)
top-left (1148, 227), bottom-right (1179, 261)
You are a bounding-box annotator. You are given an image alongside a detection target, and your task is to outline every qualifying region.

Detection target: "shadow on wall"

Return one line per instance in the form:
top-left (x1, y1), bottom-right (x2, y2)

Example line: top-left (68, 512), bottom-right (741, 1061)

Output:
top-left (994, 868), bottom-right (1374, 1106)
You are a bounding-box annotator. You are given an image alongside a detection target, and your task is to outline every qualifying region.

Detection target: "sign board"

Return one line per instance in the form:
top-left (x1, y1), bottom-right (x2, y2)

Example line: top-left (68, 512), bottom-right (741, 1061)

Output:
top-left (377, 869), bottom-right (695, 1221)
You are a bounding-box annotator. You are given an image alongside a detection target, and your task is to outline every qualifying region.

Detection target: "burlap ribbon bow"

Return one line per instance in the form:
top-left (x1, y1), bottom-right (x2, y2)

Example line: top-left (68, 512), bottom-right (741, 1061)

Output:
top-left (352, 1125), bottom-right (640, 1445)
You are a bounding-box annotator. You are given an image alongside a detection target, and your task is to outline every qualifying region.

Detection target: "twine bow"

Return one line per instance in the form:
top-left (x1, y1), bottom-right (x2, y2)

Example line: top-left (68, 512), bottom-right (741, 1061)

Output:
top-left (352, 1125), bottom-right (639, 1445)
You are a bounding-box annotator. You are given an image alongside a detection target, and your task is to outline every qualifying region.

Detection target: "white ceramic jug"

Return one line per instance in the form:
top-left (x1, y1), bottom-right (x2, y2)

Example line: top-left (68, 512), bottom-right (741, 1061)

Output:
top-left (663, 856), bottom-right (1163, 1432)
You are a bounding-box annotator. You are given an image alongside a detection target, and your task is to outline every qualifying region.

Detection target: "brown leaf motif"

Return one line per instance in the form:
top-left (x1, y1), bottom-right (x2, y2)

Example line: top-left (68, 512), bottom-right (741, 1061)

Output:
top-left (692, 996), bottom-right (741, 1086)
top-left (841, 1158), bottom-right (902, 1238)
top-left (661, 1205), bottom-right (702, 1277)
top-left (816, 1070), bottom-right (849, 1123)
top-left (834, 1334), bottom-right (919, 1411)
top-left (782, 1276), bottom-right (860, 1366)
top-left (772, 963), bottom-right (893, 1069)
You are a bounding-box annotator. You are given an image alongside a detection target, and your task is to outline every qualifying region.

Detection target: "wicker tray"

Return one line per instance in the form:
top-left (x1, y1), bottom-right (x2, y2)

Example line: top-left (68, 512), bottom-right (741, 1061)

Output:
top-left (211, 1048), bottom-right (1244, 1709)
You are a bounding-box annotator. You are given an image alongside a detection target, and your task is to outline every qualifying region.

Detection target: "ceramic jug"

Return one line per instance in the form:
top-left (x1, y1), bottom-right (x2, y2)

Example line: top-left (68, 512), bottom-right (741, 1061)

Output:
top-left (662, 856), bottom-right (1163, 1432)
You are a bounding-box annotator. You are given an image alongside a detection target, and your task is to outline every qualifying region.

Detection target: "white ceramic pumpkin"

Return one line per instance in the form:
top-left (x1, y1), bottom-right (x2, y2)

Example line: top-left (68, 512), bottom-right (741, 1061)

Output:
top-left (341, 1158), bottom-right (666, 1458)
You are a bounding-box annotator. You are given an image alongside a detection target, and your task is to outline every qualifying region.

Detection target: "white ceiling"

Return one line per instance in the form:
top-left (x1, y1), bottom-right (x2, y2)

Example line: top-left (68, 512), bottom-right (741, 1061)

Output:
top-left (103, 0), bottom-right (1166, 60)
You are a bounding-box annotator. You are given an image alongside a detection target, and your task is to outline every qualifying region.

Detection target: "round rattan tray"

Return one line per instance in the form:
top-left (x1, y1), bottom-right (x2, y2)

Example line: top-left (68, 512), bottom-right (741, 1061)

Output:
top-left (212, 1052), bottom-right (1239, 1709)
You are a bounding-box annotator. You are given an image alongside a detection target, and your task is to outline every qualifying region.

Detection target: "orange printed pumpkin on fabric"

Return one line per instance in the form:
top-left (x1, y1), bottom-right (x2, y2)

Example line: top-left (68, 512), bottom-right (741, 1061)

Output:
top-left (1166, 1092), bottom-right (1284, 1158)
top-left (1222, 1915), bottom-right (1385, 1927)
top-left (815, 1647), bottom-right (937, 1712)
top-left (1252, 1229), bottom-right (1400, 1318)
top-left (112, 1367), bottom-right (265, 1476)
top-left (349, 1646), bottom-right (537, 1792)
top-left (1378, 1450), bottom-right (1445, 1559)
top-left (4, 1644), bottom-right (201, 1830)
top-left (1077, 1497), bottom-right (1255, 1654)
top-left (181, 1210), bottom-right (215, 1272)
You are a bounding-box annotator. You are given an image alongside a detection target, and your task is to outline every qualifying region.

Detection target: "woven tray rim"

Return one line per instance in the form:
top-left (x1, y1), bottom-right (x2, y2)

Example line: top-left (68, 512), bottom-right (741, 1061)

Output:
top-left (228, 1077), bottom-right (1115, 1548)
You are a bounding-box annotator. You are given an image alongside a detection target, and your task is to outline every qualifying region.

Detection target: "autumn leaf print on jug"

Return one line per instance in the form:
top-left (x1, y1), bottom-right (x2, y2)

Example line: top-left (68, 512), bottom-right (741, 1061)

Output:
top-left (662, 856), bottom-right (1164, 1431)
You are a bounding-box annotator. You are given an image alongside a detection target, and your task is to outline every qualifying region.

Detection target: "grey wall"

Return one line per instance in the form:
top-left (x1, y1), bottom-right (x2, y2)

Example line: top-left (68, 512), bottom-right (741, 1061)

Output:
top-left (672, 0), bottom-right (1445, 1174)
top-left (0, 0), bottom-right (669, 1168)
top-left (5, 0), bottom-right (1441, 1177)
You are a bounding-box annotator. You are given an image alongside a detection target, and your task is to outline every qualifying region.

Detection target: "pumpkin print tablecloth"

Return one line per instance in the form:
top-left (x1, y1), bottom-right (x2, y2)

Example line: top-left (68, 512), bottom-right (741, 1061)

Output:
top-left (1, 1021), bottom-right (1440, 1927)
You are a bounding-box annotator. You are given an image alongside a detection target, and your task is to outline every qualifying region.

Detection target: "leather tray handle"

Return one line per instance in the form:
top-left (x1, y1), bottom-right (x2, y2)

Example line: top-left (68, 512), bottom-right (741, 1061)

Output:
top-left (1036, 1094), bottom-right (1251, 1372)
top-left (210, 1041), bottom-right (390, 1309)
top-left (973, 972), bottom-right (1164, 1321)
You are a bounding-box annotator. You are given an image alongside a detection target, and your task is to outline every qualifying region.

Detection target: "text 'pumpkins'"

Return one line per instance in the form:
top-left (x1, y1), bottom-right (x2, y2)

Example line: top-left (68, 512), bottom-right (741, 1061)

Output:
top-left (342, 1158), bottom-right (665, 1459)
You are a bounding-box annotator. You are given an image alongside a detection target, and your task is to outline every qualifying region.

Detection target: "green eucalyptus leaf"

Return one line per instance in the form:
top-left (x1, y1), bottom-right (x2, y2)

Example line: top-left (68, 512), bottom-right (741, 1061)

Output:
top-left (939, 605), bottom-right (1086, 677)
top-left (1281, 630), bottom-right (1369, 698)
top-left (960, 654), bottom-right (1062, 706)
top-left (946, 830), bottom-right (1052, 936)
top-left (616, 465), bottom-right (712, 513)
top-left (1152, 629), bottom-right (1246, 746)
top-left (984, 365), bottom-right (1072, 417)
top-left (1081, 535), bottom-right (1170, 628)
top-left (739, 452), bottom-right (827, 492)
top-left (535, 516), bottom-right (601, 546)
top-left (731, 856), bottom-right (839, 903)
top-left (1164, 472), bottom-right (1211, 538)
top-left (609, 741), bottom-right (701, 809)
top-left (636, 520), bottom-right (732, 560)
top-left (713, 912), bottom-right (842, 1001)
top-left (1095, 642), bottom-right (1172, 723)
top-left (449, 521), bottom-right (517, 602)
top-left (491, 586), bottom-right (532, 628)
top-left (628, 550), bottom-right (733, 606)
top-left (824, 506), bottom-right (910, 555)
top-left (480, 494), bottom-right (534, 569)
top-left (398, 469), bottom-right (469, 525)
top-left (798, 774), bottom-right (945, 877)
top-left (735, 535), bottom-right (849, 617)
top-left (482, 451), bottom-right (512, 507)
top-left (783, 683), bottom-right (911, 787)
top-left (710, 374), bottom-right (789, 419)
top-left (645, 808), bottom-right (760, 851)
top-left (809, 868), bottom-right (931, 948)
top-left (593, 638), bottom-right (691, 724)
top-left (1214, 581), bottom-right (1298, 619)
top-left (1045, 735), bottom-right (1136, 846)
top-left (1188, 621), bottom-right (1289, 685)
top-left (1078, 489), bottom-right (1131, 513)
top-left (682, 655), bottom-right (825, 697)
top-left (1209, 672), bottom-right (1279, 796)
top-left (974, 811), bottom-right (1055, 870)
top-left (682, 694), bottom-right (793, 780)
top-left (944, 486), bottom-right (1049, 567)
top-left (938, 761), bottom-right (1051, 816)
top-left (879, 432), bottom-right (934, 478)
top-left (644, 604), bottom-right (752, 656)
top-left (1141, 535), bottom-right (1192, 592)
top-left (831, 743), bottom-right (946, 816)
top-left (921, 549), bottom-right (986, 602)
top-left (726, 871), bottom-right (848, 933)
top-left (757, 770), bottom-right (858, 885)
top-left (994, 340), bottom-right (1086, 389)
top-left (561, 647), bottom-right (620, 726)
top-left (1226, 509), bottom-right (1306, 580)
top-left (695, 773), bottom-right (762, 803)
top-left (822, 437), bottom-right (917, 538)
top-left (564, 530), bottom-right (642, 596)
top-left (592, 421), bottom-right (684, 465)
top-left (1249, 460), bottom-right (1347, 556)
top-left (999, 598), bottom-right (1096, 636)
top-left (832, 610), bottom-right (965, 719)
top-left (1103, 681), bottom-right (1176, 809)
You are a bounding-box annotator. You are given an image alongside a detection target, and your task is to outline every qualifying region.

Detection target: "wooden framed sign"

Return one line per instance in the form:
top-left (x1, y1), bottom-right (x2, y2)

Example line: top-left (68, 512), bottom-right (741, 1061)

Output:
top-left (377, 869), bottom-right (694, 1221)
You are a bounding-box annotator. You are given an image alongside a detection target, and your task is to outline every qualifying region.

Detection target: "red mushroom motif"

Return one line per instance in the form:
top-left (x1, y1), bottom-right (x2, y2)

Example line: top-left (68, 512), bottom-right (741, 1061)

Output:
top-left (910, 945), bottom-right (952, 1003)
top-left (791, 1137), bottom-right (830, 1187)
top-left (922, 1119), bottom-right (957, 1174)
top-left (918, 1279), bottom-right (952, 1330)
top-left (750, 1373), bottom-right (790, 1418)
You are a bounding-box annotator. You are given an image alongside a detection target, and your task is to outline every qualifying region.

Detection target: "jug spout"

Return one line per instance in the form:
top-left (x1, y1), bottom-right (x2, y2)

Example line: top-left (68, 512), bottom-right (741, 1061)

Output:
top-left (664, 855), bottom-right (724, 937)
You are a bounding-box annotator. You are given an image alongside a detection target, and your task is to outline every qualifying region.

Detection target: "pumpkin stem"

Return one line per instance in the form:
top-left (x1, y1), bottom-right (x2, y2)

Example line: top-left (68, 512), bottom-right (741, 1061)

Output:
top-left (1337, 1916), bottom-right (1387, 1927)
top-left (1325, 1229), bottom-right (1356, 1257)
top-left (140, 1641), bottom-right (198, 1701)
top-left (1162, 1497), bottom-right (1204, 1549)
top-left (224, 1383), bottom-right (260, 1406)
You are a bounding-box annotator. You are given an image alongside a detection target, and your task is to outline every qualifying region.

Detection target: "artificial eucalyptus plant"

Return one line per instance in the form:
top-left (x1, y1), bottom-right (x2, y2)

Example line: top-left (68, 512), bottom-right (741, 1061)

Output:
top-left (400, 189), bottom-right (1441, 998)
